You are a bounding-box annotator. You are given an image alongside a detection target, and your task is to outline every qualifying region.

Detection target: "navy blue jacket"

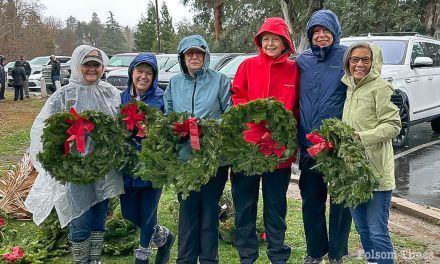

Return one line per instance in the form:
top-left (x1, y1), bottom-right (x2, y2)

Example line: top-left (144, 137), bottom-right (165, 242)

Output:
top-left (296, 9), bottom-right (347, 158)
top-left (120, 52), bottom-right (164, 188)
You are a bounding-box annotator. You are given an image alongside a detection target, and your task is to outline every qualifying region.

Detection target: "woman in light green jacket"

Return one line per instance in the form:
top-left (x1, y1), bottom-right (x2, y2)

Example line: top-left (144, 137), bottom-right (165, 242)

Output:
top-left (342, 42), bottom-right (401, 264)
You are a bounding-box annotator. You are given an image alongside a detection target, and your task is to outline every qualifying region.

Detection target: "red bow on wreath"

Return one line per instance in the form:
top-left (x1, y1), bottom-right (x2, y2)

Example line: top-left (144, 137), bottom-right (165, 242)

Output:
top-left (64, 107), bottom-right (95, 156)
top-left (121, 103), bottom-right (146, 137)
top-left (243, 121), bottom-right (286, 158)
top-left (306, 132), bottom-right (334, 157)
top-left (173, 117), bottom-right (201, 150)
top-left (2, 246), bottom-right (24, 262)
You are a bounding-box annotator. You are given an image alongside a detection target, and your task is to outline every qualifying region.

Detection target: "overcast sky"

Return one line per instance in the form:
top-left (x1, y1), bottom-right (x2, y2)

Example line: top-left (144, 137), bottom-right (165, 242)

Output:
top-left (40, 0), bottom-right (193, 28)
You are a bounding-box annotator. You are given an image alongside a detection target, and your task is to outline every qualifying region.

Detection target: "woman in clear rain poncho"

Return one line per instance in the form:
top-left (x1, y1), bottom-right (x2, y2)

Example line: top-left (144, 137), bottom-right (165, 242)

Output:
top-left (24, 45), bottom-right (124, 264)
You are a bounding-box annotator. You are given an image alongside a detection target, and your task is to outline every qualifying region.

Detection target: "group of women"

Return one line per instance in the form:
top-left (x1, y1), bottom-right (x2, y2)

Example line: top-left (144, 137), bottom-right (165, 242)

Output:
top-left (25, 9), bottom-right (400, 264)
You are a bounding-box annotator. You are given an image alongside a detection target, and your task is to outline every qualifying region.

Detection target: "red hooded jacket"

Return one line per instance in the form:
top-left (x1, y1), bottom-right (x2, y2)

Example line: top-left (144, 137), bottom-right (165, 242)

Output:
top-left (232, 17), bottom-right (300, 169)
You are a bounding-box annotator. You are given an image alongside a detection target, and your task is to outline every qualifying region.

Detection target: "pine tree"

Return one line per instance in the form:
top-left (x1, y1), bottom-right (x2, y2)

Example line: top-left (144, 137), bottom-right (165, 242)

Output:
top-left (159, 1), bottom-right (176, 53)
top-left (134, 1), bottom-right (157, 51)
top-left (99, 11), bottom-right (128, 55)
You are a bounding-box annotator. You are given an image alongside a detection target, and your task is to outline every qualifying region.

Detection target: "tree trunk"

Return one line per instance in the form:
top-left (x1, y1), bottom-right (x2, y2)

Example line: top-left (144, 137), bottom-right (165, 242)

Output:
top-left (213, 0), bottom-right (223, 42)
top-left (279, 0), bottom-right (296, 36)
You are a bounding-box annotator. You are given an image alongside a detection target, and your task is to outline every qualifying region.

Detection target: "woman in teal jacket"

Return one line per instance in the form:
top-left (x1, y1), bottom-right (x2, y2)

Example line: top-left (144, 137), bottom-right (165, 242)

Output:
top-left (342, 42), bottom-right (401, 264)
top-left (163, 34), bottom-right (231, 264)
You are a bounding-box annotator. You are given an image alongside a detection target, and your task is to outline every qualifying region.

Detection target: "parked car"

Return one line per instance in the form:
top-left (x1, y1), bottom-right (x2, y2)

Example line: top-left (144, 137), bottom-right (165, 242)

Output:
top-left (4, 61), bottom-right (14, 88)
top-left (7, 56), bottom-right (71, 92)
top-left (156, 54), bottom-right (178, 70)
top-left (157, 53), bottom-right (242, 89)
top-left (340, 33), bottom-right (440, 147)
top-left (218, 54), bottom-right (257, 81)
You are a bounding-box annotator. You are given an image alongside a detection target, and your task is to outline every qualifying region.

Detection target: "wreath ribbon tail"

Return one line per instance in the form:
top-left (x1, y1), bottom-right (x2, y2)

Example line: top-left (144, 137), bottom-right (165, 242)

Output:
top-left (306, 132), bottom-right (334, 157)
top-left (189, 118), bottom-right (201, 150)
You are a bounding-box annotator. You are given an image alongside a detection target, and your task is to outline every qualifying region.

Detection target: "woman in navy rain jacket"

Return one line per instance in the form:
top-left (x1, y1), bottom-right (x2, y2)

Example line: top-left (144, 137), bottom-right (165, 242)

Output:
top-left (296, 9), bottom-right (352, 264)
top-left (120, 53), bottom-right (174, 264)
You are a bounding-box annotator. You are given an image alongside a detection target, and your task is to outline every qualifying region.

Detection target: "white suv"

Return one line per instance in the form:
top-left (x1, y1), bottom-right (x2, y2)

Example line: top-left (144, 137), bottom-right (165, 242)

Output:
top-left (341, 33), bottom-right (440, 147)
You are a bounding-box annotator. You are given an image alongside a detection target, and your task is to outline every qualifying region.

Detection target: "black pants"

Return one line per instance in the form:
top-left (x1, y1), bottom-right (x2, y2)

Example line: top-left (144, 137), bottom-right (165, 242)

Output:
top-left (0, 82), bottom-right (5, 99)
top-left (13, 85), bottom-right (23, 101)
top-left (299, 155), bottom-right (352, 259)
top-left (176, 166), bottom-right (229, 264)
top-left (231, 167), bottom-right (292, 264)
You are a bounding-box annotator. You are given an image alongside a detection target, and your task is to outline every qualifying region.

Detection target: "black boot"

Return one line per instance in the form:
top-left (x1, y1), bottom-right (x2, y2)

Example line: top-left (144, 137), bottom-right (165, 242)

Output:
top-left (152, 225), bottom-right (175, 264)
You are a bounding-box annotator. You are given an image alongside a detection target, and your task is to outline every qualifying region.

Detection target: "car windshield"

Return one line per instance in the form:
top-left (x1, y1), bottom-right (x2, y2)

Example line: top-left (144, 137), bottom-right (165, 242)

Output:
top-left (340, 39), bottom-right (408, 65)
top-left (219, 55), bottom-right (254, 77)
top-left (108, 54), bottom-right (137, 67)
top-left (29, 57), bottom-right (49, 66)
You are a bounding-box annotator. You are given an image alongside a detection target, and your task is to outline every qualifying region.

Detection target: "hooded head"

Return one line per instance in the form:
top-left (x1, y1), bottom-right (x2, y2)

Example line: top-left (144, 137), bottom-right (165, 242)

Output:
top-left (254, 17), bottom-right (295, 58)
top-left (343, 41), bottom-right (383, 86)
top-left (306, 9), bottom-right (342, 60)
top-left (14, 60), bottom-right (22, 67)
top-left (69, 45), bottom-right (109, 85)
top-left (177, 35), bottom-right (210, 76)
top-left (127, 52), bottom-right (158, 97)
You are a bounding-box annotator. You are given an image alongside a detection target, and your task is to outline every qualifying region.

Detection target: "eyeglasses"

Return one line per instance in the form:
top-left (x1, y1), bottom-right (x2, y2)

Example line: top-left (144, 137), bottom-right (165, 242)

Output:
top-left (349, 56), bottom-right (372, 65)
top-left (184, 51), bottom-right (204, 57)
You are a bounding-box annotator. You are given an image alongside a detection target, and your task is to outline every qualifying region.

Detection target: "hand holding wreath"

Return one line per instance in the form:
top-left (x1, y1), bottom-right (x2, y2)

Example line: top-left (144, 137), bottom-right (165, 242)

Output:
top-left (37, 107), bottom-right (127, 184)
top-left (307, 118), bottom-right (379, 207)
top-left (220, 98), bottom-right (298, 176)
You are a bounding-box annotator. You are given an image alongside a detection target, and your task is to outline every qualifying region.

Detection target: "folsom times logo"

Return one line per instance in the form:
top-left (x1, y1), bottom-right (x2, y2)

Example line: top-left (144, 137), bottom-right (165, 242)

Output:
top-left (354, 250), bottom-right (435, 261)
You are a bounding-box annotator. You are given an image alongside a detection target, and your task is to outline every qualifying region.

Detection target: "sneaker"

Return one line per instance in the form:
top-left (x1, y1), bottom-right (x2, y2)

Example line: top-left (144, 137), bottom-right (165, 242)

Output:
top-left (155, 232), bottom-right (175, 264)
top-left (329, 258), bottom-right (343, 264)
top-left (304, 256), bottom-right (325, 264)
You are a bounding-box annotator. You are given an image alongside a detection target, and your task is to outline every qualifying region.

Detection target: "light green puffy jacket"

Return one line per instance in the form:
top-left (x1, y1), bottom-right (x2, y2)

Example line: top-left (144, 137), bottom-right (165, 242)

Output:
top-left (341, 42), bottom-right (401, 191)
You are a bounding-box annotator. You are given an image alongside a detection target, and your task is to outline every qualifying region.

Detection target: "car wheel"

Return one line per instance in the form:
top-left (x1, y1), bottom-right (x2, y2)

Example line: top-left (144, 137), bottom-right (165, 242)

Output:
top-left (431, 117), bottom-right (440, 133)
top-left (393, 103), bottom-right (410, 148)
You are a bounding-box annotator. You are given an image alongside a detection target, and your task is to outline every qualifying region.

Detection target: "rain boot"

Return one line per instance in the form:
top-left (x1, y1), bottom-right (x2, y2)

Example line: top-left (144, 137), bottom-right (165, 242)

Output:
top-left (89, 231), bottom-right (105, 264)
top-left (135, 245), bottom-right (152, 264)
top-left (71, 238), bottom-right (90, 264)
top-left (152, 225), bottom-right (174, 264)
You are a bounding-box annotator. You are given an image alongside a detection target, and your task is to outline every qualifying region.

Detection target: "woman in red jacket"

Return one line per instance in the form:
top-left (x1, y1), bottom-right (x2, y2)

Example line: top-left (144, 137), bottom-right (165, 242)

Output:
top-left (231, 17), bottom-right (299, 264)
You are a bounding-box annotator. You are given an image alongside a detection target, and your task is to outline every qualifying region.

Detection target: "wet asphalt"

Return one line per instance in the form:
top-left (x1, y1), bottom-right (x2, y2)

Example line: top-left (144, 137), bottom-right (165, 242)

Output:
top-left (394, 122), bottom-right (440, 209)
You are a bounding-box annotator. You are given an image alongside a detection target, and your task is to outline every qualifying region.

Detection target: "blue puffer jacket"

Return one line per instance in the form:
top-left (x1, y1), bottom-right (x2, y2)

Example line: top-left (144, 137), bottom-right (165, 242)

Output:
top-left (163, 35), bottom-right (232, 161)
top-left (296, 9), bottom-right (347, 159)
top-left (121, 52), bottom-right (164, 188)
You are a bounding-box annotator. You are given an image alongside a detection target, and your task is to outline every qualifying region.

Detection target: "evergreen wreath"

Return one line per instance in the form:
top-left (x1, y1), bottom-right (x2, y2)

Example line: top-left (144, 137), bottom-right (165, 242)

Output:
top-left (308, 118), bottom-right (379, 207)
top-left (37, 108), bottom-right (127, 184)
top-left (117, 101), bottom-right (165, 174)
top-left (220, 98), bottom-right (298, 176)
top-left (137, 111), bottom-right (221, 198)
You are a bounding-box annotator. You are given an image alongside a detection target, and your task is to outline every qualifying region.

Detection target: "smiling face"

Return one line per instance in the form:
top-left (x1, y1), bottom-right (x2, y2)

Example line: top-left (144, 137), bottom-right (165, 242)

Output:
top-left (311, 26), bottom-right (334, 48)
top-left (261, 32), bottom-right (285, 58)
top-left (349, 47), bottom-right (373, 84)
top-left (80, 61), bottom-right (104, 85)
top-left (132, 63), bottom-right (154, 94)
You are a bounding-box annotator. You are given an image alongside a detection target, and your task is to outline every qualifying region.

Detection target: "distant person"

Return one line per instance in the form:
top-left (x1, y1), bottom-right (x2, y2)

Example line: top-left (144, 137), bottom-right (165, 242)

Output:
top-left (296, 9), bottom-right (352, 264)
top-left (50, 55), bottom-right (61, 93)
top-left (11, 60), bottom-right (26, 101)
top-left (342, 41), bottom-right (401, 264)
top-left (230, 17), bottom-right (299, 264)
top-left (19, 54), bottom-right (31, 98)
top-left (0, 56), bottom-right (5, 100)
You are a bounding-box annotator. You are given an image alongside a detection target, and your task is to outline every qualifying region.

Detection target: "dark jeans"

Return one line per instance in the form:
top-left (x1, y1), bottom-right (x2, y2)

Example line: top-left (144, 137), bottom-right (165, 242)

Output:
top-left (231, 167), bottom-right (292, 264)
top-left (0, 82), bottom-right (5, 99)
top-left (176, 166), bottom-right (229, 264)
top-left (13, 85), bottom-right (23, 101)
top-left (51, 75), bottom-right (60, 93)
top-left (350, 191), bottom-right (394, 264)
top-left (299, 156), bottom-right (352, 259)
top-left (69, 199), bottom-right (109, 242)
top-left (120, 187), bottom-right (162, 248)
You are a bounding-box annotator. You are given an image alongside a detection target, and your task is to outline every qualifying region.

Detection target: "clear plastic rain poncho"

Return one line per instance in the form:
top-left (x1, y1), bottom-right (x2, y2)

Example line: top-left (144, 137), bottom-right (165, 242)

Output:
top-left (24, 45), bottom-right (124, 228)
